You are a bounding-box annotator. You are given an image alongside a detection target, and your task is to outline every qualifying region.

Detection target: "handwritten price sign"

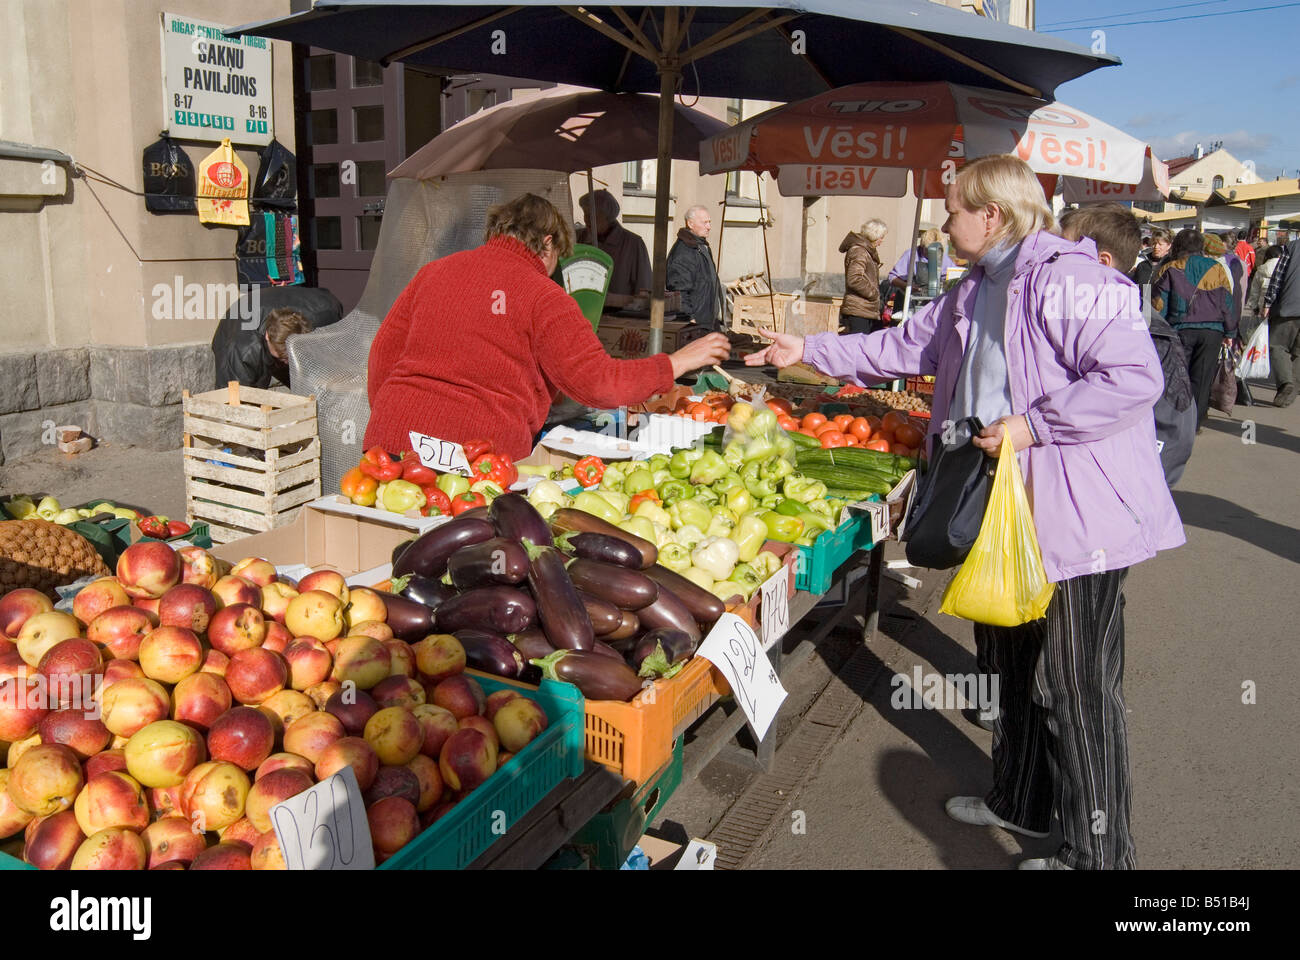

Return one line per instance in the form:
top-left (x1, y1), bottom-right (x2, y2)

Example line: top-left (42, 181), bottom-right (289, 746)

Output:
top-left (271, 765), bottom-right (374, 870)
top-left (698, 613), bottom-right (787, 742)
top-left (409, 431), bottom-right (471, 475)
top-left (759, 568), bottom-right (789, 652)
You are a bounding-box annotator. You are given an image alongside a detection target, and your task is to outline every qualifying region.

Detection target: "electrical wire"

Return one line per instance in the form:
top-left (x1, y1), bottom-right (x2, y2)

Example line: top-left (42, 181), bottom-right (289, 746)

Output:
top-left (1042, 0), bottom-right (1300, 30)
top-left (1038, 0), bottom-right (1229, 29)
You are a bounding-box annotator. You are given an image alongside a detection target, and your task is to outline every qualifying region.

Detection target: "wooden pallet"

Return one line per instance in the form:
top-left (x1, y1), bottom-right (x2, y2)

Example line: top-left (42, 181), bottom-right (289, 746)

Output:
top-left (182, 382), bottom-right (322, 545)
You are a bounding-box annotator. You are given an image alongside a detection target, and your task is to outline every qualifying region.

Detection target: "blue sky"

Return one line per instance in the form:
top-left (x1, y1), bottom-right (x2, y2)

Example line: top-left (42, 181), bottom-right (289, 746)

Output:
top-left (1032, 0), bottom-right (1299, 179)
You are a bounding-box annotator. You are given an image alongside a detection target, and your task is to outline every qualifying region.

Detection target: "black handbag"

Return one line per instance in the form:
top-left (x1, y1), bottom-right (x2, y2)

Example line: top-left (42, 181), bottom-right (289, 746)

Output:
top-left (901, 416), bottom-right (995, 569)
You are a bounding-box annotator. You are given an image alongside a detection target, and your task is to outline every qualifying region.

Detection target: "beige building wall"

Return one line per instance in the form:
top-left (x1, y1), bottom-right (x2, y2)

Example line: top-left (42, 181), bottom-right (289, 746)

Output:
top-left (0, 0), bottom-right (297, 352)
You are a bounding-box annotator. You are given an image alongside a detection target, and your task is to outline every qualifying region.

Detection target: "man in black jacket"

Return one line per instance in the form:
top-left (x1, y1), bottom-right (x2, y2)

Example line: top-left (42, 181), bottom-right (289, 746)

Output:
top-left (211, 286), bottom-right (343, 389)
top-left (666, 205), bottom-right (724, 330)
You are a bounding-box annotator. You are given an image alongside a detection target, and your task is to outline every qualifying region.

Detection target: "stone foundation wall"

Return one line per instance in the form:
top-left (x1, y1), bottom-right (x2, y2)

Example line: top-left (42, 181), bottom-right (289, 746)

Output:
top-left (0, 344), bottom-right (213, 464)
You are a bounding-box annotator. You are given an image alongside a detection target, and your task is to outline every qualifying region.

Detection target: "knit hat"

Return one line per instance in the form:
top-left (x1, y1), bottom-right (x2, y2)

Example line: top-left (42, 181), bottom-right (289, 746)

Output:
top-left (1203, 234), bottom-right (1226, 256)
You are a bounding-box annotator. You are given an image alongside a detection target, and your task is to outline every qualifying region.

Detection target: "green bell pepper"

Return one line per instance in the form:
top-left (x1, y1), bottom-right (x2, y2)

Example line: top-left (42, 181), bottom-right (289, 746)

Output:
top-left (751, 550), bottom-right (783, 579)
top-left (634, 500), bottom-right (672, 528)
top-left (647, 453), bottom-right (670, 473)
top-left (798, 509), bottom-right (832, 533)
top-left (727, 562), bottom-right (764, 601)
top-left (619, 515), bottom-right (658, 544)
top-left (763, 512), bottom-right (804, 543)
top-left (725, 486), bottom-right (754, 517)
top-left (742, 435), bottom-right (777, 464)
top-left (651, 468), bottom-right (671, 488)
top-left (693, 486), bottom-right (720, 506)
top-left (711, 472), bottom-right (744, 496)
top-left (599, 462), bottom-right (630, 489)
top-left (783, 474), bottom-right (828, 503)
top-left (722, 439), bottom-right (747, 472)
top-left (623, 467), bottom-right (655, 496)
top-left (774, 497), bottom-right (806, 518)
top-left (806, 498), bottom-right (835, 522)
top-left (534, 501), bottom-right (561, 521)
top-left (595, 490), bottom-right (630, 515)
top-left (759, 493), bottom-right (784, 510)
top-left (668, 448), bottom-right (702, 479)
top-left (573, 491), bottom-right (623, 524)
top-left (745, 408), bottom-right (779, 439)
top-left (658, 542), bottom-right (693, 572)
top-left (674, 524), bottom-right (706, 551)
top-left (681, 566), bottom-right (716, 591)
top-left (733, 514), bottom-right (768, 563)
top-left (710, 504), bottom-right (738, 524)
top-left (669, 499), bottom-right (712, 532)
top-left (658, 479), bottom-right (692, 504)
top-left (436, 473), bottom-right (470, 499)
top-left (689, 450), bottom-right (728, 486)
top-left (774, 432), bottom-right (795, 461)
top-left (382, 479), bottom-right (426, 513)
top-left (741, 460), bottom-right (778, 498)
top-left (705, 512), bottom-right (736, 538)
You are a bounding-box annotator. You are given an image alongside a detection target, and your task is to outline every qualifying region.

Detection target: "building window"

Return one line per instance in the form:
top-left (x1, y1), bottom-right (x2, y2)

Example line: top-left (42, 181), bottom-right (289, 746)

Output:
top-left (1212, 175), bottom-right (1224, 190)
top-left (311, 163), bottom-right (340, 198)
top-left (623, 161), bottom-right (642, 190)
top-left (309, 109), bottom-right (338, 145)
top-left (354, 105), bottom-right (385, 142)
top-left (358, 214), bottom-right (383, 251)
top-left (308, 55), bottom-right (336, 91)
top-left (356, 160), bottom-right (387, 197)
top-left (314, 217), bottom-right (342, 250)
top-left (353, 58), bottom-right (384, 87)
top-left (726, 171), bottom-right (741, 199)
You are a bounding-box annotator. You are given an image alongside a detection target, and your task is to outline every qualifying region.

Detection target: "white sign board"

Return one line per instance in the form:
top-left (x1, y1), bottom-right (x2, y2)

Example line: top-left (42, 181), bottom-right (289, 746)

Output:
top-left (759, 569), bottom-right (790, 652)
top-left (697, 613), bottom-right (787, 741)
top-left (272, 765), bottom-right (375, 870)
top-left (161, 13), bottom-right (274, 145)
top-left (409, 431), bottom-right (472, 475)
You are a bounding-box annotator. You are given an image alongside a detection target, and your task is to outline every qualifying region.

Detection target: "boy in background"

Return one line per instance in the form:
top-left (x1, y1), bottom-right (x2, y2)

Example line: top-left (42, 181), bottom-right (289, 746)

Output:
top-left (1059, 204), bottom-right (1197, 486)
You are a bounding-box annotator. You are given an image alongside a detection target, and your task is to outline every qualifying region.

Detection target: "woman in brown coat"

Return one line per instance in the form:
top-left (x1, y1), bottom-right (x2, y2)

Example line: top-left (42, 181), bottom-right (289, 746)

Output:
top-left (839, 218), bottom-right (887, 334)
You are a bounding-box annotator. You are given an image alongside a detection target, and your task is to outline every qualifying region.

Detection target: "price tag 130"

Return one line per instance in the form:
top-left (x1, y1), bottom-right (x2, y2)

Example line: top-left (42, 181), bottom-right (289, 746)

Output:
top-left (409, 430), bottom-right (472, 475)
top-left (697, 613), bottom-right (787, 742)
top-left (271, 764), bottom-right (374, 870)
top-left (759, 568), bottom-right (789, 652)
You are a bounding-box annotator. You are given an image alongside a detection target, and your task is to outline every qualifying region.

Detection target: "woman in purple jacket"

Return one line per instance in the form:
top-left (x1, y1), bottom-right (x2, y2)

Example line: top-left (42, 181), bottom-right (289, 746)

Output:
top-left (747, 156), bottom-right (1184, 870)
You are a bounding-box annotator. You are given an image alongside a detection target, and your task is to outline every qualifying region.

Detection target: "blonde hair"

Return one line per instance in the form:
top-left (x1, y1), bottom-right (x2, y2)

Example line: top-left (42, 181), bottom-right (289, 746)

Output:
top-left (861, 218), bottom-right (888, 243)
top-left (485, 193), bottom-right (574, 259)
top-left (919, 227), bottom-right (943, 247)
top-left (264, 309), bottom-right (310, 356)
top-left (952, 155), bottom-right (1056, 247)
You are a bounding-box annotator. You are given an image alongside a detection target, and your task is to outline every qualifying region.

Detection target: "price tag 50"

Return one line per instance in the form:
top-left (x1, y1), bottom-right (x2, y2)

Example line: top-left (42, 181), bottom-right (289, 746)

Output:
top-left (409, 431), bottom-right (472, 475)
top-left (698, 613), bottom-right (788, 742)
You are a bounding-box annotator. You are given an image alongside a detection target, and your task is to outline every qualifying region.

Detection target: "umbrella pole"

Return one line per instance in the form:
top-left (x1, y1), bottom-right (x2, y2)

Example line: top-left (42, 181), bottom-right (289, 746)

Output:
top-left (648, 9), bottom-right (681, 358)
top-left (586, 167), bottom-right (596, 245)
top-left (758, 174), bottom-right (776, 338)
top-left (901, 182), bottom-right (924, 322)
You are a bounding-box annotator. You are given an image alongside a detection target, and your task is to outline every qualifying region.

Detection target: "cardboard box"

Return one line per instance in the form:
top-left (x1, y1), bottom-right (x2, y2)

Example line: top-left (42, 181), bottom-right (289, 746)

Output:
top-left (596, 318), bottom-right (704, 359)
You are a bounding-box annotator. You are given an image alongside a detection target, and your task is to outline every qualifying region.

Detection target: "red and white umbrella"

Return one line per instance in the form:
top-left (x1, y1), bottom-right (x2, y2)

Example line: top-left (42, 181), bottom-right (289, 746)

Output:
top-left (701, 81), bottom-right (1169, 202)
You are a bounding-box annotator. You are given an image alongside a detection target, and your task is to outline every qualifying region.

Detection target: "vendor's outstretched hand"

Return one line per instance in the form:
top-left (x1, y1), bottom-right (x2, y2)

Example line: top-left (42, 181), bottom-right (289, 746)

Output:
top-left (744, 329), bottom-right (804, 368)
top-left (669, 333), bottom-right (731, 378)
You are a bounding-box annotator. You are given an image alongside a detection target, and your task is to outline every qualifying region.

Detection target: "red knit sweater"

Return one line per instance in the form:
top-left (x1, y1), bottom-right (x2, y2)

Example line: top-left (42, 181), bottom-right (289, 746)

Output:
top-left (365, 235), bottom-right (674, 461)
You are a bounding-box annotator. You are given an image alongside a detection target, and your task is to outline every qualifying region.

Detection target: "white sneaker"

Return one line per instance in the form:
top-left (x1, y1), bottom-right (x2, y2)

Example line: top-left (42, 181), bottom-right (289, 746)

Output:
top-left (944, 796), bottom-right (1050, 838)
top-left (1018, 857), bottom-right (1073, 870)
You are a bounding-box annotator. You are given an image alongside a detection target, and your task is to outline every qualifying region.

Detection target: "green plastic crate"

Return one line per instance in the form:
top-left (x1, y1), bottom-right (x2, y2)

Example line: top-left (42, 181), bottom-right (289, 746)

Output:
top-left (793, 502), bottom-right (879, 595)
top-left (567, 737), bottom-right (684, 870)
top-left (380, 672), bottom-right (584, 870)
top-left (0, 843), bottom-right (31, 870)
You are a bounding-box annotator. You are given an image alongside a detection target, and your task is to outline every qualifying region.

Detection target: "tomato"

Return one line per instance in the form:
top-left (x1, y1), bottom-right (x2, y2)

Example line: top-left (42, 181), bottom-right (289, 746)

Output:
top-left (832, 414), bottom-right (855, 432)
top-left (820, 431), bottom-right (849, 448)
top-left (843, 436), bottom-right (860, 446)
top-left (848, 417), bottom-right (873, 441)
top-left (766, 398), bottom-right (794, 416)
top-left (798, 428), bottom-right (818, 437)
top-left (777, 416), bottom-right (800, 432)
top-left (891, 443), bottom-right (912, 456)
top-left (865, 437), bottom-right (892, 452)
top-left (881, 410), bottom-right (908, 434)
top-left (813, 420), bottom-right (840, 437)
top-left (713, 409), bottom-right (729, 423)
top-left (864, 415), bottom-right (882, 435)
top-left (894, 422), bottom-right (925, 448)
top-left (801, 412), bottom-right (827, 430)
top-left (875, 427), bottom-right (895, 446)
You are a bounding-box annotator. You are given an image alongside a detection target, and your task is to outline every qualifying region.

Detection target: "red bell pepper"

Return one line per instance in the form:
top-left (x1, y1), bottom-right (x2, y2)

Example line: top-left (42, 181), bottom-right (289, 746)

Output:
top-left (420, 486), bottom-right (453, 517)
top-left (137, 516), bottom-right (169, 539)
top-left (472, 453), bottom-right (518, 490)
top-left (462, 439), bottom-right (493, 462)
top-left (166, 520), bottom-right (191, 538)
top-left (574, 456), bottom-right (605, 488)
top-left (628, 489), bottom-right (661, 512)
top-left (359, 447), bottom-right (402, 482)
top-left (401, 456), bottom-right (439, 486)
top-left (450, 491), bottom-right (487, 515)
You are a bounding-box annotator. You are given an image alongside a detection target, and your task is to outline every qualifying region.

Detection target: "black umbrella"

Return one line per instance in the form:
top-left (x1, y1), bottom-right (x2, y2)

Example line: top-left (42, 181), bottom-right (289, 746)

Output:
top-left (230, 1), bottom-right (1117, 352)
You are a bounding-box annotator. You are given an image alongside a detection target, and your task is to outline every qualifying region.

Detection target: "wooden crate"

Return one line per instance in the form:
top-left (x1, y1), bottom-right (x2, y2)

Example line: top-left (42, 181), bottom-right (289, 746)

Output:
top-left (181, 383), bottom-right (322, 545)
top-left (730, 291), bottom-right (842, 337)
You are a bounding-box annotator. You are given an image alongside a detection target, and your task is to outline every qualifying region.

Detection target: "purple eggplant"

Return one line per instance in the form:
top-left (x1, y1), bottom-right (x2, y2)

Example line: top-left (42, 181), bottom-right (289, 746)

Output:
top-left (531, 650), bottom-right (644, 702)
top-left (434, 586), bottom-right (535, 635)
top-left (394, 573), bottom-right (455, 611)
top-left (635, 585), bottom-right (701, 644)
top-left (374, 591), bottom-right (436, 643)
top-left (549, 509), bottom-right (656, 568)
top-left (606, 610), bottom-right (639, 641)
top-left (446, 537), bottom-right (530, 590)
top-left (565, 558), bottom-right (658, 611)
top-left (524, 542), bottom-right (594, 651)
top-left (392, 539), bottom-right (414, 568)
top-left (643, 565), bottom-right (726, 625)
top-left (489, 493), bottom-right (553, 548)
top-left (632, 628), bottom-right (699, 679)
top-left (458, 505), bottom-right (490, 521)
top-left (605, 635), bottom-right (638, 659)
top-left (590, 640), bottom-right (625, 663)
top-left (577, 591), bottom-right (622, 636)
top-left (508, 628), bottom-right (553, 684)
top-left (453, 630), bottom-right (525, 679)
top-left (391, 517), bottom-right (495, 579)
top-left (555, 532), bottom-right (644, 569)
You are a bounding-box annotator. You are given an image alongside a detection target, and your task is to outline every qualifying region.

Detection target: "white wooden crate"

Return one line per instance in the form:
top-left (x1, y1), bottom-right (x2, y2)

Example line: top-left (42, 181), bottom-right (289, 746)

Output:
top-left (182, 382), bottom-right (322, 545)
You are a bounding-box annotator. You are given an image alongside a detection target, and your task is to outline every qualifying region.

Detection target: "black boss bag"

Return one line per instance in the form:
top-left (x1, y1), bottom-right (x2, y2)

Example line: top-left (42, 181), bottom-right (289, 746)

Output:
top-left (900, 416), bottom-right (995, 570)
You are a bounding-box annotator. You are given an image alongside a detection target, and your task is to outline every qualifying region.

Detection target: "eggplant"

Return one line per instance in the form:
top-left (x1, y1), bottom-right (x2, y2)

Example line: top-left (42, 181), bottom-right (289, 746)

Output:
top-left (434, 586), bottom-right (535, 635)
top-left (577, 591), bottom-right (622, 636)
top-left (531, 650), bottom-right (644, 702)
top-left (509, 627), bottom-right (555, 662)
top-left (453, 629), bottom-right (525, 679)
top-left (549, 508), bottom-right (657, 568)
top-left (446, 536), bottom-right (530, 590)
top-left (391, 517), bottom-right (495, 579)
top-left (555, 532), bottom-right (644, 569)
top-left (395, 573), bottom-right (456, 611)
top-left (373, 591), bottom-right (436, 643)
top-left (525, 542), bottom-right (594, 651)
top-left (589, 640), bottom-right (625, 663)
top-left (643, 565), bottom-right (726, 625)
top-left (458, 505), bottom-right (491, 521)
top-left (489, 493), bottom-right (553, 548)
top-left (606, 610), bottom-right (639, 641)
top-left (605, 635), bottom-right (638, 658)
top-left (565, 558), bottom-right (658, 611)
top-left (392, 539), bottom-right (414, 568)
top-left (632, 628), bottom-right (699, 679)
top-left (635, 585), bottom-right (701, 644)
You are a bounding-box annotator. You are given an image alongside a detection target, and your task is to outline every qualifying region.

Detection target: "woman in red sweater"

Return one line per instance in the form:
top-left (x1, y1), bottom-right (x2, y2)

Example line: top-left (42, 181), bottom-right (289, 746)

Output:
top-left (365, 194), bottom-right (730, 460)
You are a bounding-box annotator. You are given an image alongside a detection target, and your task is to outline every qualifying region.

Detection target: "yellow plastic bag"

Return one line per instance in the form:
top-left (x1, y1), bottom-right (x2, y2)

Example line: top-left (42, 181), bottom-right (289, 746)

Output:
top-left (939, 432), bottom-right (1055, 626)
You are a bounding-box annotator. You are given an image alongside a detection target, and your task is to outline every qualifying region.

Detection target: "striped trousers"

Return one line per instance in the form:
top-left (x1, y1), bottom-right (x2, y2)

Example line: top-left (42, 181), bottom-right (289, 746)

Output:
top-left (974, 569), bottom-right (1135, 869)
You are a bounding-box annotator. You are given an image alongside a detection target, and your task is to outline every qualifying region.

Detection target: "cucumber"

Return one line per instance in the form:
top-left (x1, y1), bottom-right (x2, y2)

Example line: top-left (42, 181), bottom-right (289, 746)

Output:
top-left (785, 429), bottom-right (822, 450)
